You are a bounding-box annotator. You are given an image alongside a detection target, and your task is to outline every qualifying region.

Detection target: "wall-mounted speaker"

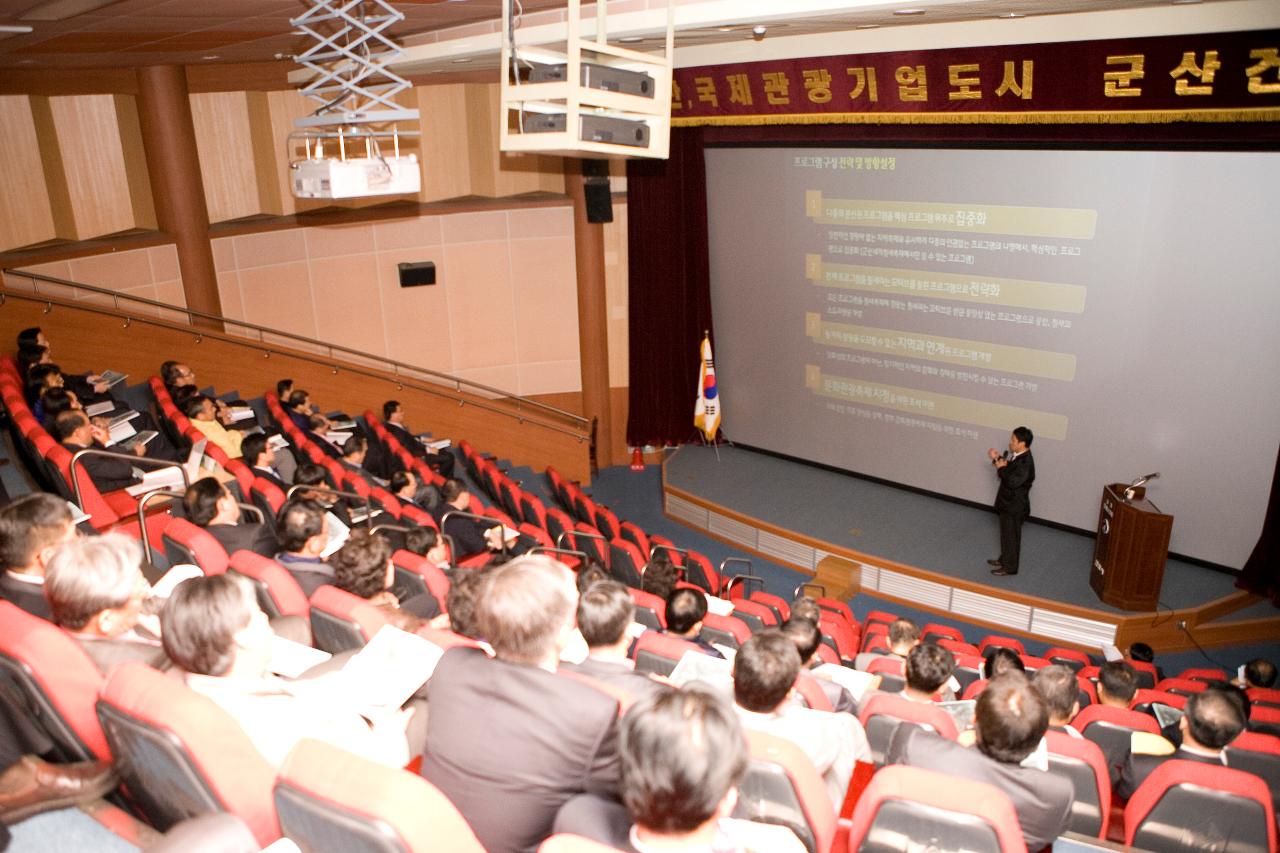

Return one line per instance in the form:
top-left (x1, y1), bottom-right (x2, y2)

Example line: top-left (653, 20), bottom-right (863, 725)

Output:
top-left (582, 159), bottom-right (614, 224)
top-left (398, 261), bottom-right (436, 287)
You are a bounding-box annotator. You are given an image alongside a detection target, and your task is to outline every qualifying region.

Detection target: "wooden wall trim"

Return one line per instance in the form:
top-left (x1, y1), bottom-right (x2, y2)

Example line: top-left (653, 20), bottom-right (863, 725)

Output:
top-left (0, 289), bottom-right (593, 483)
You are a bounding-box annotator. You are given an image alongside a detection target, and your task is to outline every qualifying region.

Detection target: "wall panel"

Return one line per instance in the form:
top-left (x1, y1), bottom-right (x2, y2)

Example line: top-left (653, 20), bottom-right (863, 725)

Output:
top-left (0, 96), bottom-right (59, 251)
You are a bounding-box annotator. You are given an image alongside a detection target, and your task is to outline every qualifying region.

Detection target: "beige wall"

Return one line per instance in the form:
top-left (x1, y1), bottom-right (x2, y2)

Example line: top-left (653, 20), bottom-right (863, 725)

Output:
top-left (9, 244), bottom-right (188, 322)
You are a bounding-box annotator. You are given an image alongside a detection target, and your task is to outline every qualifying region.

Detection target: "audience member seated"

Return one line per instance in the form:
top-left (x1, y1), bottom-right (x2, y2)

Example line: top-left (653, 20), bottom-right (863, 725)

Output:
top-left (160, 360), bottom-right (197, 396)
top-left (664, 587), bottom-right (724, 659)
top-left (403, 526), bottom-right (451, 569)
top-left (439, 567), bottom-right (488, 640)
top-left (886, 674), bottom-right (1074, 851)
top-left (984, 647), bottom-right (1027, 681)
top-left (54, 410), bottom-right (143, 492)
top-left (561, 580), bottom-right (665, 700)
top-left (0, 494), bottom-right (76, 619)
top-left (37, 386), bottom-right (84, 430)
top-left (183, 394), bottom-right (243, 459)
top-left (554, 685), bottom-right (806, 853)
top-left (284, 389), bottom-right (321, 431)
top-left (390, 470), bottom-right (434, 513)
top-left (241, 432), bottom-right (294, 489)
top-left (1238, 658), bottom-right (1277, 690)
top-left (183, 477), bottom-right (278, 559)
top-left (25, 364), bottom-right (65, 420)
top-left (382, 400), bottom-right (455, 478)
top-left (292, 464), bottom-right (353, 527)
top-left (903, 643), bottom-right (956, 703)
top-left (340, 435), bottom-right (387, 487)
top-left (163, 573), bottom-right (412, 769)
top-left (639, 550), bottom-right (678, 603)
top-left (733, 629), bottom-right (869, 807)
top-left (19, 327), bottom-right (112, 405)
top-left (420, 555), bottom-right (622, 853)
top-left (274, 500), bottom-right (335, 596)
top-left (780, 617), bottom-right (857, 714)
top-left (1128, 641), bottom-right (1164, 681)
top-left (1116, 687), bottom-right (1249, 798)
top-left (1034, 665), bottom-right (1082, 736)
top-left (576, 561), bottom-right (611, 594)
top-left (1098, 660), bottom-right (1138, 709)
top-left (887, 618), bottom-right (919, 658)
top-left (330, 529), bottom-right (439, 628)
top-left (433, 478), bottom-right (528, 561)
top-left (44, 534), bottom-right (167, 673)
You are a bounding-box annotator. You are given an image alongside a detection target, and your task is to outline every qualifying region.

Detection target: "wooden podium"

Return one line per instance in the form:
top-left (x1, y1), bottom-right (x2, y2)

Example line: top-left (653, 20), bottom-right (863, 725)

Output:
top-left (1090, 484), bottom-right (1173, 611)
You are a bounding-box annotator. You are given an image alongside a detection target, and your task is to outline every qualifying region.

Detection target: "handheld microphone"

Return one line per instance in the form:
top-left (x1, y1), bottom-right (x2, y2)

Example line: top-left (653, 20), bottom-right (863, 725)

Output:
top-left (1124, 472), bottom-right (1160, 500)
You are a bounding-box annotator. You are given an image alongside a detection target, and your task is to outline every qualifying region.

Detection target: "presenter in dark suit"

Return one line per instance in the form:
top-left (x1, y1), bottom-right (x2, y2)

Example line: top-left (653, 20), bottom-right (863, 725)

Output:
top-left (987, 426), bottom-right (1035, 577)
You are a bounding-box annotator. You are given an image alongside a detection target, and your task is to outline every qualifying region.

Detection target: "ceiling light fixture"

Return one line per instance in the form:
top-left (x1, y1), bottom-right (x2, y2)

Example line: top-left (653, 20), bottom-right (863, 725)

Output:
top-left (618, 35), bottom-right (644, 43)
top-left (0, 25), bottom-right (34, 33)
top-left (451, 57), bottom-right (472, 63)
top-left (202, 55), bottom-right (220, 60)
top-left (856, 24), bottom-right (881, 29)
top-left (1171, 0), bottom-right (1203, 4)
top-left (997, 12), bottom-right (1026, 18)
top-left (893, 8), bottom-right (926, 15)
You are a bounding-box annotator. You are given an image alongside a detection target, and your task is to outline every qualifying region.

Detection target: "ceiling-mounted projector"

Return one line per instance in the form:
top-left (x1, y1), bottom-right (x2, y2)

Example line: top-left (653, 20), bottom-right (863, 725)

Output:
top-left (290, 154), bottom-right (420, 199)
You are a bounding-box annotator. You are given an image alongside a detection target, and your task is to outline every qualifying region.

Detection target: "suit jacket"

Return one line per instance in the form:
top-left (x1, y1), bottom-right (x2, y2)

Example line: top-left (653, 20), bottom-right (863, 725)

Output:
top-left (63, 441), bottom-right (139, 493)
top-left (205, 522), bottom-right (279, 559)
top-left (436, 506), bottom-right (497, 560)
top-left (561, 656), bottom-right (667, 701)
top-left (252, 466), bottom-right (290, 491)
top-left (995, 451), bottom-right (1035, 517)
top-left (887, 726), bottom-right (1072, 851)
top-left (275, 553), bottom-right (335, 598)
top-left (73, 633), bottom-right (169, 675)
top-left (1116, 745), bottom-right (1224, 800)
top-left (421, 646), bottom-right (622, 853)
top-left (0, 572), bottom-right (50, 620)
top-left (384, 421), bottom-right (427, 459)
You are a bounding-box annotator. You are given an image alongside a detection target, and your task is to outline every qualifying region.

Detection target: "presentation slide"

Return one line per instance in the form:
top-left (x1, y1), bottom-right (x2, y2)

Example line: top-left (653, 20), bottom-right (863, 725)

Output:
top-left (705, 147), bottom-right (1280, 569)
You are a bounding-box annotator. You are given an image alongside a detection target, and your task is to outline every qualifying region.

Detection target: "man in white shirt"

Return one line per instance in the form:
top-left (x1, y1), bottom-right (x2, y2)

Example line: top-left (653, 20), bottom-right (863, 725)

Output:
top-left (732, 629), bottom-right (870, 807)
top-left (161, 573), bottom-right (413, 769)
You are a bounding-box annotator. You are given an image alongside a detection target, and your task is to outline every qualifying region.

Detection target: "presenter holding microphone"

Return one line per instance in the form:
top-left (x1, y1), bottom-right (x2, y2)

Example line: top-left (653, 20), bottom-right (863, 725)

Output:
top-left (987, 426), bottom-right (1035, 577)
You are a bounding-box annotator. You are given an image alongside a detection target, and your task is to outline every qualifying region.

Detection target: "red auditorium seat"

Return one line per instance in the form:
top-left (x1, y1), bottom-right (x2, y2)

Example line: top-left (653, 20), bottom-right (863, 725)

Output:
top-left (962, 678), bottom-right (989, 701)
top-left (1070, 704), bottom-right (1161, 779)
top-left (250, 476), bottom-right (287, 521)
top-left (858, 692), bottom-right (959, 765)
top-left (608, 538), bottom-right (646, 587)
top-left (860, 633), bottom-right (891, 656)
top-left (735, 729), bottom-right (836, 853)
top-left (161, 517), bottom-right (229, 575)
top-left (592, 505), bottom-right (621, 542)
top-left (0, 601), bottom-right (111, 762)
top-left (274, 738), bottom-right (484, 853)
top-left (308, 585), bottom-right (391, 653)
top-left (627, 587), bottom-right (667, 630)
top-left (1154, 677), bottom-right (1209, 696)
top-left (920, 622), bottom-right (964, 644)
top-left (846, 764), bottom-right (1027, 853)
top-left (977, 635), bottom-right (1025, 657)
top-left (518, 492), bottom-right (548, 532)
top-left (1248, 688), bottom-right (1280, 710)
top-left (1128, 658), bottom-right (1159, 690)
top-left (817, 612), bottom-right (859, 663)
top-left (862, 610), bottom-right (898, 631)
top-left (1124, 760), bottom-right (1275, 853)
top-left (730, 598), bottom-right (779, 633)
top-left (227, 551), bottom-right (310, 620)
top-left (935, 637), bottom-right (980, 657)
top-left (865, 656), bottom-right (906, 694)
top-left (545, 507), bottom-right (577, 553)
top-left (681, 550), bottom-right (721, 595)
top-left (1044, 729), bottom-right (1112, 838)
top-left (1177, 666), bottom-right (1229, 683)
top-left (700, 612), bottom-right (751, 651)
top-left (1130, 689), bottom-right (1188, 714)
top-left (617, 521), bottom-right (650, 560)
top-left (573, 524), bottom-right (609, 567)
top-left (631, 632), bottom-right (706, 677)
top-left (1250, 705), bottom-right (1280, 737)
top-left (96, 661), bottom-right (280, 845)
top-left (391, 549), bottom-right (450, 614)
top-left (815, 597), bottom-right (856, 628)
top-left (1018, 655), bottom-right (1051, 673)
top-left (952, 652), bottom-right (986, 695)
top-left (792, 673), bottom-right (835, 713)
top-left (1045, 646), bottom-right (1092, 672)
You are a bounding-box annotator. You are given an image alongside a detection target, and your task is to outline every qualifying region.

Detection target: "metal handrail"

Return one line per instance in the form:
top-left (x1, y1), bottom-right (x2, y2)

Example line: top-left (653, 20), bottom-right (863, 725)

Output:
top-left (136, 488), bottom-right (186, 558)
top-left (719, 557), bottom-right (753, 581)
top-left (794, 582), bottom-right (826, 600)
top-left (530, 546), bottom-right (589, 565)
top-left (557, 527), bottom-right (606, 551)
top-left (285, 483), bottom-right (374, 527)
top-left (69, 447), bottom-right (190, 512)
top-left (650, 542), bottom-right (688, 560)
top-left (3, 269), bottom-right (590, 434)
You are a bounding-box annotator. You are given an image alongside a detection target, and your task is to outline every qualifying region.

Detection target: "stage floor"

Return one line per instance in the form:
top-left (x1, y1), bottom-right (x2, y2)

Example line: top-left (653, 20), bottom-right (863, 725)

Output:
top-left (662, 444), bottom-right (1260, 649)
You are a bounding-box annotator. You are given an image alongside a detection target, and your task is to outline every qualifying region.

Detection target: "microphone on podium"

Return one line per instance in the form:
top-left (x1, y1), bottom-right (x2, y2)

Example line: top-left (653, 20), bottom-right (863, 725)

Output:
top-left (1124, 472), bottom-right (1160, 500)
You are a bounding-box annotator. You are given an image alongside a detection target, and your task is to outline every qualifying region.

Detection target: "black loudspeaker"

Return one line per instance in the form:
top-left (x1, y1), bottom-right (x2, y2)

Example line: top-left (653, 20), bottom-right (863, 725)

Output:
top-left (397, 261), bottom-right (436, 287)
top-left (582, 160), bottom-right (613, 224)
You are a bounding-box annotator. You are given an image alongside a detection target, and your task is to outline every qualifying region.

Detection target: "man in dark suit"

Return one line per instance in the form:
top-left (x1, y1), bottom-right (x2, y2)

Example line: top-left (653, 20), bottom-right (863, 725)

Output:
top-left (44, 533), bottom-right (168, 674)
top-left (886, 674), bottom-right (1073, 851)
top-left (183, 477), bottom-right (279, 559)
top-left (1116, 688), bottom-right (1247, 799)
top-left (433, 478), bottom-right (529, 561)
top-left (274, 499), bottom-right (336, 597)
top-left (987, 425), bottom-right (1035, 576)
top-left (663, 587), bottom-right (724, 659)
top-left (0, 494), bottom-right (77, 620)
top-left (383, 400), bottom-right (455, 479)
top-left (242, 432), bottom-right (294, 489)
top-left (421, 555), bottom-right (622, 853)
top-left (562, 580), bottom-right (665, 700)
top-left (54, 410), bottom-right (143, 493)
